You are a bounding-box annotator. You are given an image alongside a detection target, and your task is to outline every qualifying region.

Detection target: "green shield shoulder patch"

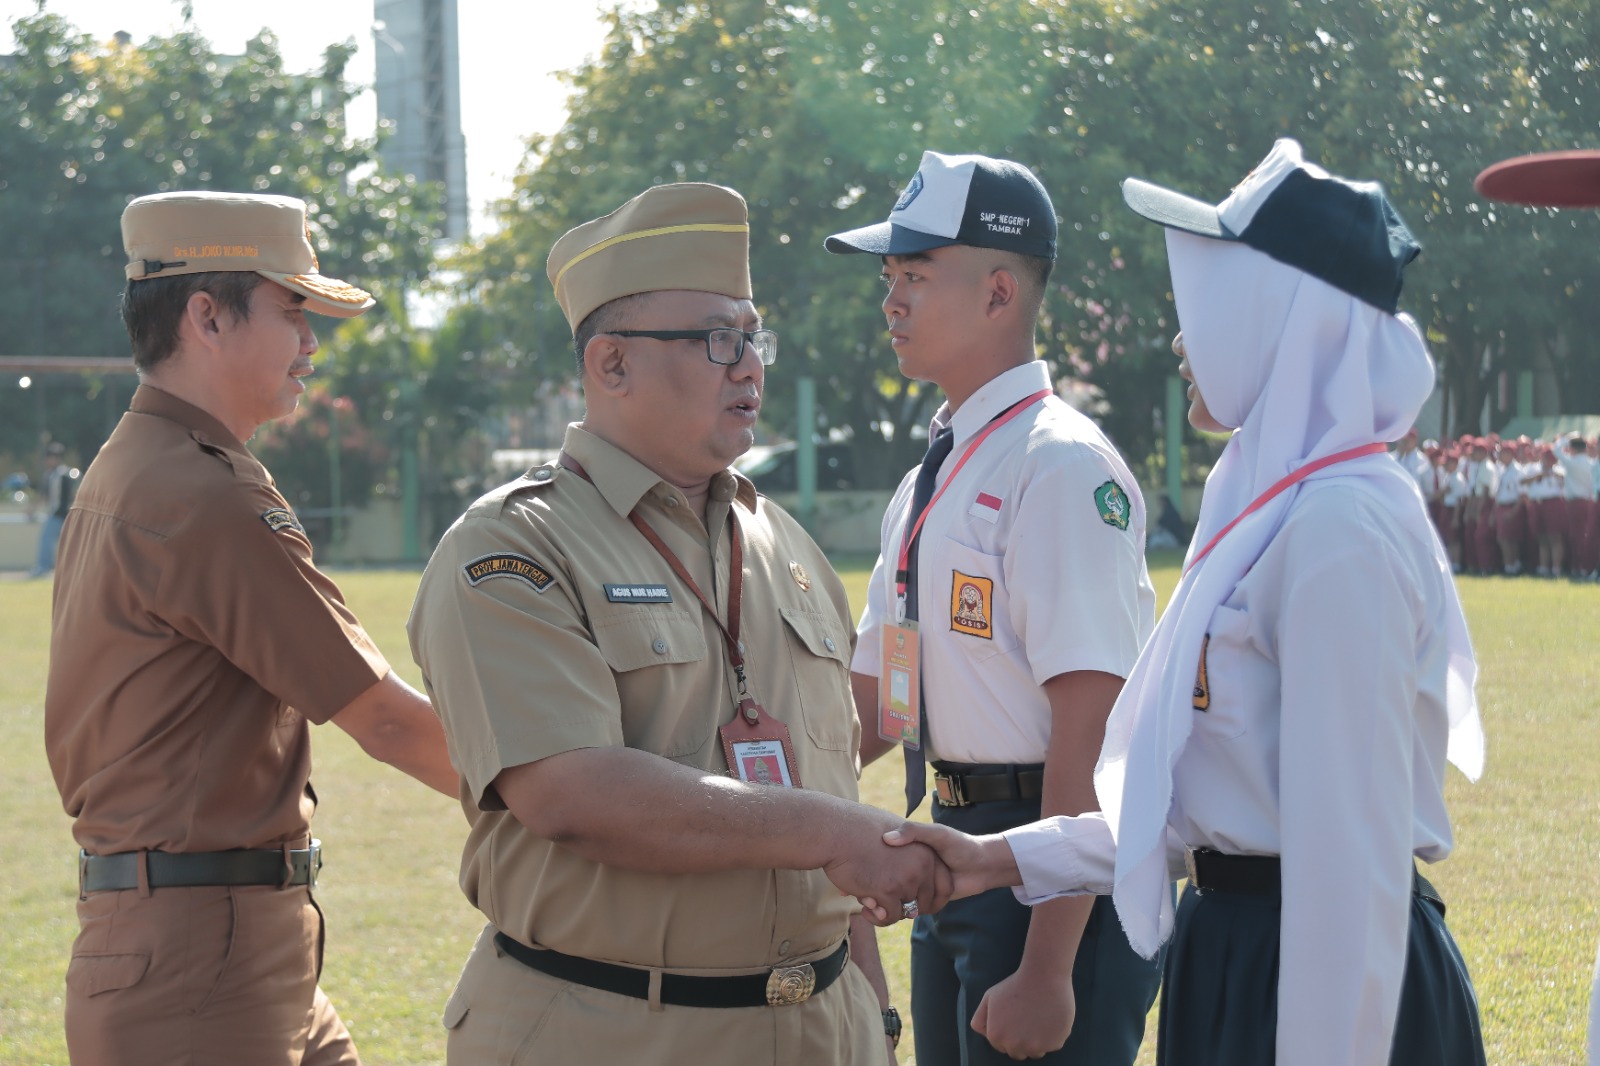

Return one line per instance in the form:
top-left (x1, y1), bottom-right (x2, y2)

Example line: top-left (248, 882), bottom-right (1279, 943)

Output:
top-left (1093, 480), bottom-right (1131, 531)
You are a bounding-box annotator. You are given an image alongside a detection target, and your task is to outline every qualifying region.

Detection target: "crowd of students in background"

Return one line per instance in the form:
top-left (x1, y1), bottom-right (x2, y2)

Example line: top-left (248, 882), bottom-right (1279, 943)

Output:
top-left (1393, 428), bottom-right (1600, 580)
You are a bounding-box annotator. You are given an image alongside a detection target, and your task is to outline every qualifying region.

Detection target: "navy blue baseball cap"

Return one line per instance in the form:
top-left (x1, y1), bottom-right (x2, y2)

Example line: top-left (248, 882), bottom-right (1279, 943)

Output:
top-left (1121, 139), bottom-right (1420, 313)
top-left (825, 150), bottom-right (1058, 260)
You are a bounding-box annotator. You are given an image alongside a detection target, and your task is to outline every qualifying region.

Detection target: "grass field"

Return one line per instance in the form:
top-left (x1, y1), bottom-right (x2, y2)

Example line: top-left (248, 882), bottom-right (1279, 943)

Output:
top-left (3, 557), bottom-right (1598, 1064)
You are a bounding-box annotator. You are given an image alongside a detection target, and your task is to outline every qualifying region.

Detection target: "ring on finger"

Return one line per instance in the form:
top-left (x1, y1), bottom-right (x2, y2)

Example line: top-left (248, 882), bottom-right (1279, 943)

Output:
top-left (901, 900), bottom-right (920, 920)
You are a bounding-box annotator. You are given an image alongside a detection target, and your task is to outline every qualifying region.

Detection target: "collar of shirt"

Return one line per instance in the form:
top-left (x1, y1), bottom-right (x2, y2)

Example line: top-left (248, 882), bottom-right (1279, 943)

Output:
top-left (561, 423), bottom-right (757, 519)
top-left (932, 359), bottom-right (1053, 446)
top-left (131, 384), bottom-right (248, 453)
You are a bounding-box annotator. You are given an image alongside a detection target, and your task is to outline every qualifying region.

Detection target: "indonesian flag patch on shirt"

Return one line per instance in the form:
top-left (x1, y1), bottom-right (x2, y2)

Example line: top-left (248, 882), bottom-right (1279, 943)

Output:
top-left (969, 491), bottom-right (1003, 523)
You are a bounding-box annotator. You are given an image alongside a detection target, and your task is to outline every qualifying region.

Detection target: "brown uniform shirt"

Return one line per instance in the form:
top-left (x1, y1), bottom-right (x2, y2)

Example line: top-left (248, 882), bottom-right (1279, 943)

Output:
top-left (408, 425), bottom-right (862, 971)
top-left (45, 385), bottom-right (391, 855)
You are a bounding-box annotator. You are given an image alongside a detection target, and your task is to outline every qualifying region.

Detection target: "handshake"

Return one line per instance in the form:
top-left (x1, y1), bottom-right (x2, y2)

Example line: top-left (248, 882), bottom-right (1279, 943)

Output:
top-left (820, 812), bottom-right (1023, 926)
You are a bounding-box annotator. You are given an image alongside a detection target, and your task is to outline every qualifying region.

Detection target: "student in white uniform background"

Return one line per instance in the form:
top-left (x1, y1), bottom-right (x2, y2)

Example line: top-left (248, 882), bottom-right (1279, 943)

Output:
top-left (825, 151), bottom-right (1163, 1065)
top-left (881, 138), bottom-right (1489, 1066)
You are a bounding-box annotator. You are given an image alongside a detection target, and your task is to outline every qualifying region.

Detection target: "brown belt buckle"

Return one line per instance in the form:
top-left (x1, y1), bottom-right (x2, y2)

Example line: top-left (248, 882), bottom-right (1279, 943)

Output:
top-left (78, 849), bottom-right (90, 901)
top-left (933, 773), bottom-right (966, 807)
top-left (765, 962), bottom-right (817, 1006)
top-left (1183, 847), bottom-right (1200, 888)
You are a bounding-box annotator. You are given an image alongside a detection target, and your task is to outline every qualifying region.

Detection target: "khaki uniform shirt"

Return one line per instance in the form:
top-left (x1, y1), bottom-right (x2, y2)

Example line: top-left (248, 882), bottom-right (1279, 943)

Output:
top-left (408, 425), bottom-right (862, 971)
top-left (46, 385), bottom-right (391, 855)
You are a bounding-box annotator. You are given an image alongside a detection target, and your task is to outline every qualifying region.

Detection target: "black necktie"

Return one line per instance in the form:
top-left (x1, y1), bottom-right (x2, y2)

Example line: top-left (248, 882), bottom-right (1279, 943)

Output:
top-left (902, 426), bottom-right (955, 815)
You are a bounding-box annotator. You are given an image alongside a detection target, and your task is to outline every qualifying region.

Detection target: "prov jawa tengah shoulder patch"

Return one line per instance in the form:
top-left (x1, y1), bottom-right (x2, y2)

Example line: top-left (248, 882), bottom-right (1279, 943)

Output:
top-left (261, 507), bottom-right (304, 534)
top-left (463, 552), bottom-right (557, 592)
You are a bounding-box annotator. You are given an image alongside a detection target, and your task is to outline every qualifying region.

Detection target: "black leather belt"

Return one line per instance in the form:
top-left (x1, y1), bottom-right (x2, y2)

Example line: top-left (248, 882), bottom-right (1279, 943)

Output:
top-left (1185, 849), bottom-right (1441, 904)
top-left (493, 932), bottom-right (850, 1008)
top-left (79, 842), bottom-right (322, 895)
top-left (1184, 848), bottom-right (1281, 894)
top-left (932, 762), bottom-right (1045, 807)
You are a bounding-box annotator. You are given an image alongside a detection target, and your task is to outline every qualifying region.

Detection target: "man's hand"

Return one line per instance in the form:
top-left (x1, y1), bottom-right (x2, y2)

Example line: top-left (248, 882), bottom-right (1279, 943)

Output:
top-left (881, 822), bottom-right (1021, 900)
top-left (824, 813), bottom-right (953, 924)
top-left (972, 968), bottom-right (1075, 1060)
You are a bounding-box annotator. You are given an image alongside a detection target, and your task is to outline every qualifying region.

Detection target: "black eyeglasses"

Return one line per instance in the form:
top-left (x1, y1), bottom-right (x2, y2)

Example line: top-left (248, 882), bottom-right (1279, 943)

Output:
top-left (608, 328), bottom-right (778, 366)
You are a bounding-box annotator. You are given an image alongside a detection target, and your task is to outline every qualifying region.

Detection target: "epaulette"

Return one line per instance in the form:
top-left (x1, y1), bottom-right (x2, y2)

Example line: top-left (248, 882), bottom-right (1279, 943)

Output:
top-left (477, 463), bottom-right (562, 519)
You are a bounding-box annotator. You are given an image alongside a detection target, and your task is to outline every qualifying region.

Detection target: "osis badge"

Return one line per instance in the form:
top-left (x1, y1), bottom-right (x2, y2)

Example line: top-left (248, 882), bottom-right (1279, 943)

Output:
top-left (949, 570), bottom-right (993, 640)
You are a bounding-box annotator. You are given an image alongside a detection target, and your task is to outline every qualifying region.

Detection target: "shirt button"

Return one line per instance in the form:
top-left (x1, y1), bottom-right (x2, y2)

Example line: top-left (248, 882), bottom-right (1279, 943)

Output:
top-left (664, 496), bottom-right (679, 507)
top-left (778, 940), bottom-right (791, 956)
top-left (652, 638), bottom-right (668, 654)
top-left (823, 637), bottom-right (837, 653)
top-left (532, 468), bottom-right (552, 481)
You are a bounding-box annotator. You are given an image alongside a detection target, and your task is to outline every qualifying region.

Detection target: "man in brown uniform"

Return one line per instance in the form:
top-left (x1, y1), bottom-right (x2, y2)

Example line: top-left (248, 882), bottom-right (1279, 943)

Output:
top-left (45, 191), bottom-right (458, 1066)
top-left (408, 183), bottom-right (947, 1065)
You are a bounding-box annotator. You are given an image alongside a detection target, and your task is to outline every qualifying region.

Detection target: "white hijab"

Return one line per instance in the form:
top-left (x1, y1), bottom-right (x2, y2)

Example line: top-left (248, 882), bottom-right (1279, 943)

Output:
top-left (1095, 230), bottom-right (1485, 960)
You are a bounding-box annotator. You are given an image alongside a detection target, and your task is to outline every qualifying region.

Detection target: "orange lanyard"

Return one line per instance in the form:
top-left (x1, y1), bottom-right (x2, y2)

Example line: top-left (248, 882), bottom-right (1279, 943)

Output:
top-left (894, 389), bottom-right (1051, 604)
top-left (1184, 442), bottom-right (1388, 573)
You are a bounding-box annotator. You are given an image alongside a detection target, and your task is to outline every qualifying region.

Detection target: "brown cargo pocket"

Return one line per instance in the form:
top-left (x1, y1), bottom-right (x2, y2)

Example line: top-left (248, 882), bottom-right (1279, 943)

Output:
top-left (65, 953), bottom-right (150, 997)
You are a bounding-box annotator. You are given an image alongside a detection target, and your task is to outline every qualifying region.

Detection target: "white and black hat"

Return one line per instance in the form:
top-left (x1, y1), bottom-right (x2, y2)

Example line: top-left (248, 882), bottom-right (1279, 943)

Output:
top-left (825, 150), bottom-right (1057, 259)
top-left (1121, 138), bottom-right (1420, 313)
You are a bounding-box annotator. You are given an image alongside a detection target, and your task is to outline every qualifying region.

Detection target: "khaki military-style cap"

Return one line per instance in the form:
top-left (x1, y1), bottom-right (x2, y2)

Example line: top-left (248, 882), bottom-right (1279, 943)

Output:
top-left (546, 183), bottom-right (752, 334)
top-left (121, 191), bottom-right (376, 318)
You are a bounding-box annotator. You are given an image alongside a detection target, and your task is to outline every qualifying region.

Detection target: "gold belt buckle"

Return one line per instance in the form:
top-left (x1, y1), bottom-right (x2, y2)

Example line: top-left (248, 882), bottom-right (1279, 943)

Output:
top-left (933, 774), bottom-right (965, 807)
top-left (765, 962), bottom-right (817, 1006)
top-left (1183, 847), bottom-right (1200, 888)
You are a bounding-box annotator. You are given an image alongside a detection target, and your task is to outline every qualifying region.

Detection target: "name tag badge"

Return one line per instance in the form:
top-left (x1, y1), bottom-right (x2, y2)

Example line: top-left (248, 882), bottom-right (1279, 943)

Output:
top-left (877, 621), bottom-right (921, 749)
top-left (604, 583), bottom-right (673, 603)
top-left (720, 699), bottom-right (801, 788)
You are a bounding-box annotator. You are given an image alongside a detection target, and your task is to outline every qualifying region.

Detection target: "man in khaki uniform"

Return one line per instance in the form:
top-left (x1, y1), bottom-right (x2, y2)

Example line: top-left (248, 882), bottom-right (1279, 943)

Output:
top-left (45, 191), bottom-right (458, 1066)
top-left (408, 183), bottom-right (946, 1065)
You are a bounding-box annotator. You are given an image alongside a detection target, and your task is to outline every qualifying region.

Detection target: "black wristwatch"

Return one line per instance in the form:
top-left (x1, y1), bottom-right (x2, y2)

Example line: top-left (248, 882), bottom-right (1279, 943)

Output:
top-left (882, 1006), bottom-right (902, 1049)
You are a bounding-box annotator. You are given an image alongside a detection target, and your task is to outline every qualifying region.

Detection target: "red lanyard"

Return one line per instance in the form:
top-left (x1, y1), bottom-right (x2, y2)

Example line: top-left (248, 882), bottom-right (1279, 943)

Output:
top-left (894, 389), bottom-right (1051, 603)
top-left (560, 453), bottom-right (751, 697)
top-left (1184, 442), bottom-right (1388, 573)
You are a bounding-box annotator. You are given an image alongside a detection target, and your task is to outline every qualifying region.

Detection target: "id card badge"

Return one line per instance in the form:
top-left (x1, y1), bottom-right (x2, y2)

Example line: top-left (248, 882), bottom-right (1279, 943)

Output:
top-left (721, 698), bottom-right (802, 788)
top-left (877, 621), bottom-right (921, 749)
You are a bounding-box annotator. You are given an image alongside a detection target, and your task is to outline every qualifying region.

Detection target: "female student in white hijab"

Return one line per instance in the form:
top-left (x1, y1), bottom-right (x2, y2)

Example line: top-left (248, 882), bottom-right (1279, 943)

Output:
top-left (876, 139), bottom-right (1488, 1066)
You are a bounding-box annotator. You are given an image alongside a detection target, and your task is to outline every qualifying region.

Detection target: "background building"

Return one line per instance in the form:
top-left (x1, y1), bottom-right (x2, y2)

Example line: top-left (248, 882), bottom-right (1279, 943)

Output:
top-left (374, 0), bottom-right (468, 241)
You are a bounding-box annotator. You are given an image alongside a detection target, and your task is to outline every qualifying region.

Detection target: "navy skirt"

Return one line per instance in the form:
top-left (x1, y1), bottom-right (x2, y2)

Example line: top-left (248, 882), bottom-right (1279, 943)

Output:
top-left (1155, 870), bottom-right (1486, 1066)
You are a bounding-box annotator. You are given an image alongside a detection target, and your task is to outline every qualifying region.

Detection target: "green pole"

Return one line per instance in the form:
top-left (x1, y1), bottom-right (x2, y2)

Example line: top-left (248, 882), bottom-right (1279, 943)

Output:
top-left (1166, 375), bottom-right (1185, 523)
top-left (796, 376), bottom-right (817, 531)
top-left (328, 398), bottom-right (343, 548)
top-left (400, 379), bottom-right (421, 563)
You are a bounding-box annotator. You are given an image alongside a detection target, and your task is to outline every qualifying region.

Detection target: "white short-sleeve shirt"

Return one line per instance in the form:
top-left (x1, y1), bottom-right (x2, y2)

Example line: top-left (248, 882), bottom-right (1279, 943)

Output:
top-left (1494, 461), bottom-right (1525, 504)
top-left (851, 361), bottom-right (1155, 764)
top-left (1005, 481), bottom-right (1461, 1066)
top-left (1562, 453), bottom-right (1595, 500)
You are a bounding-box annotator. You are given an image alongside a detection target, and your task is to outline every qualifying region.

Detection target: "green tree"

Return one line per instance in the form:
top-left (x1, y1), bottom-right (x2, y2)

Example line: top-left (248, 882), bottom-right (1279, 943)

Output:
top-left (445, 0), bottom-right (1598, 492)
top-left (0, 9), bottom-right (441, 470)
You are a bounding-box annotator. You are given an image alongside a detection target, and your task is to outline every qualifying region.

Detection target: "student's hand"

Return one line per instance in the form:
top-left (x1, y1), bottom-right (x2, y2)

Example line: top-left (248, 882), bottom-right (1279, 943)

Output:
top-left (973, 968), bottom-right (1075, 1059)
top-left (881, 822), bottom-right (1021, 900)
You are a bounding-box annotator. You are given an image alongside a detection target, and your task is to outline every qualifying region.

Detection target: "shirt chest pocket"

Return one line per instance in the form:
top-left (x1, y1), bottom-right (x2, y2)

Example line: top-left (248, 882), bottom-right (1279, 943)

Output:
top-left (779, 607), bottom-right (854, 752)
top-left (1192, 602), bottom-right (1276, 743)
top-left (938, 538), bottom-right (1019, 663)
top-left (591, 607), bottom-right (714, 759)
